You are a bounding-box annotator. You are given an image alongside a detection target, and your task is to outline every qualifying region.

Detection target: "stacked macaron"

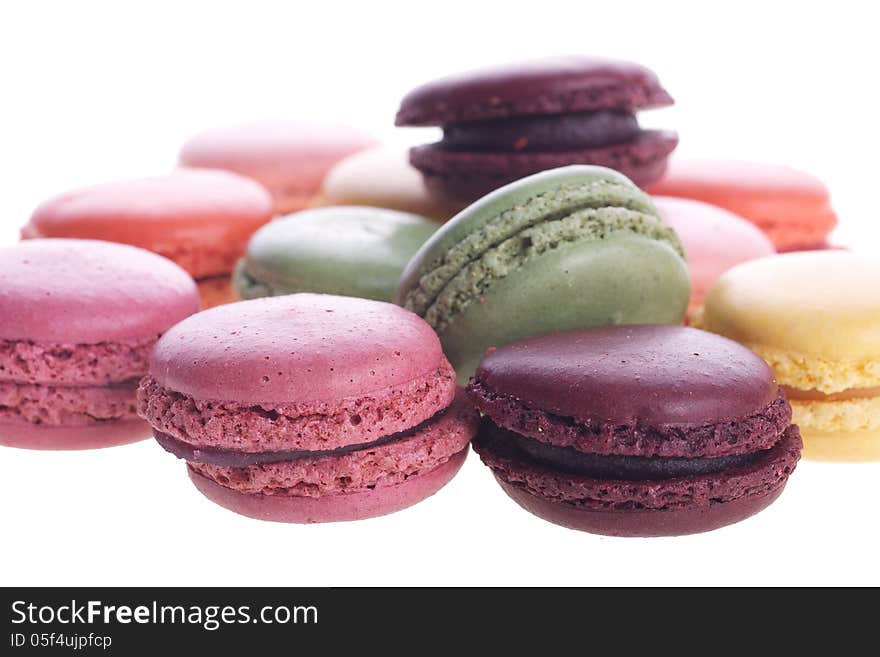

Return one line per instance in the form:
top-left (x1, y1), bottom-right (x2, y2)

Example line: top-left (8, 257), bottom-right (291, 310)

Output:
top-left (0, 240), bottom-right (199, 449)
top-left (396, 56), bottom-right (678, 202)
top-left (137, 294), bottom-right (478, 522)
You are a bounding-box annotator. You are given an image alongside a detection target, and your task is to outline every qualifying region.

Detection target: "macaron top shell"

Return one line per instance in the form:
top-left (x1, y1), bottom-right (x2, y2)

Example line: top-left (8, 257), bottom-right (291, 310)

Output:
top-left (0, 239), bottom-right (199, 343)
top-left (149, 294), bottom-right (446, 404)
top-left (653, 196), bottom-right (775, 303)
top-left (651, 159), bottom-right (831, 199)
top-left (647, 158), bottom-right (836, 246)
top-left (239, 207), bottom-right (437, 302)
top-left (395, 55), bottom-right (673, 126)
top-left (474, 325), bottom-right (778, 426)
top-left (25, 169), bottom-right (274, 275)
top-left (701, 252), bottom-right (880, 361)
top-left (179, 120), bottom-right (378, 196)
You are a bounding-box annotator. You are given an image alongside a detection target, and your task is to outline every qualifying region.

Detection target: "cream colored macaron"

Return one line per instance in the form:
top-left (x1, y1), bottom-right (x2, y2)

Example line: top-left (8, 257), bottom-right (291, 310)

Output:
top-left (317, 147), bottom-right (464, 222)
top-left (696, 251), bottom-right (880, 461)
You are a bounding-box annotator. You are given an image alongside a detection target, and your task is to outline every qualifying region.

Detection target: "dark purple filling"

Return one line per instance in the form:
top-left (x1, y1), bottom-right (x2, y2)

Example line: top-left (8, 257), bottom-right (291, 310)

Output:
top-left (153, 411), bottom-right (443, 467)
top-left (441, 110), bottom-right (640, 152)
top-left (502, 425), bottom-right (762, 481)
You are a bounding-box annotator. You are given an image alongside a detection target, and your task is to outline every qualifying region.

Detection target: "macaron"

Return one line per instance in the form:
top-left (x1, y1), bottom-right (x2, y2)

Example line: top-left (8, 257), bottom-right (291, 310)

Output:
top-left (468, 325), bottom-right (802, 537)
top-left (179, 120), bottom-right (378, 214)
top-left (696, 252), bottom-right (880, 461)
top-left (647, 159), bottom-right (838, 250)
top-left (136, 294), bottom-right (478, 523)
top-left (395, 165), bottom-right (690, 382)
top-left (23, 169), bottom-right (274, 308)
top-left (652, 196), bottom-right (775, 317)
top-left (235, 206), bottom-right (438, 303)
top-left (319, 147), bottom-right (466, 222)
top-left (395, 55), bottom-right (678, 203)
top-left (0, 239), bottom-right (199, 449)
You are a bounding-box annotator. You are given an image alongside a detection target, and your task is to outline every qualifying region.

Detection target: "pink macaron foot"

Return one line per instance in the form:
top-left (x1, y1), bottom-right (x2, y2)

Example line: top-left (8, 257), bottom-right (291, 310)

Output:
top-left (188, 447), bottom-right (468, 523)
top-left (0, 418), bottom-right (151, 450)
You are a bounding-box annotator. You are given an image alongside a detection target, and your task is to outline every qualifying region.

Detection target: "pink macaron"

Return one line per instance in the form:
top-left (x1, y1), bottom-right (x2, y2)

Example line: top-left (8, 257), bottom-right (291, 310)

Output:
top-left (652, 196), bottom-right (775, 316)
top-left (178, 120), bottom-right (379, 215)
top-left (0, 239), bottom-right (199, 449)
top-left (136, 293), bottom-right (478, 523)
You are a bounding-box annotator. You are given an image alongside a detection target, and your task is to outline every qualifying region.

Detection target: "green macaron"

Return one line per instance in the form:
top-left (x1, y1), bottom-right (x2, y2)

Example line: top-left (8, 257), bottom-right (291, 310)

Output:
top-left (235, 206), bottom-right (438, 302)
top-left (395, 165), bottom-right (690, 381)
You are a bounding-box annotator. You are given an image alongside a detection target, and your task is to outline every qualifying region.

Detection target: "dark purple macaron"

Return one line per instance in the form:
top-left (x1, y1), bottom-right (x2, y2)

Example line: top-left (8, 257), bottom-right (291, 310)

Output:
top-left (395, 56), bottom-right (678, 202)
top-left (467, 325), bottom-right (802, 537)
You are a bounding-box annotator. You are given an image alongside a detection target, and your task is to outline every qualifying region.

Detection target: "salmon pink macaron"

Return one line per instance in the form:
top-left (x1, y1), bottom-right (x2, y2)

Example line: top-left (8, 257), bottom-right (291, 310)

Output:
top-left (137, 294), bottom-right (478, 523)
top-left (23, 169), bottom-right (275, 308)
top-left (179, 120), bottom-right (379, 214)
top-left (0, 239), bottom-right (199, 450)
top-left (647, 159), bottom-right (838, 250)
top-left (652, 196), bottom-right (775, 317)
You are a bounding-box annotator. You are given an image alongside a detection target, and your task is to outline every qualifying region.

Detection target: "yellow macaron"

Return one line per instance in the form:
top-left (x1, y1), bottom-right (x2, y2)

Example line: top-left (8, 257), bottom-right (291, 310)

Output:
top-left (696, 251), bottom-right (880, 461)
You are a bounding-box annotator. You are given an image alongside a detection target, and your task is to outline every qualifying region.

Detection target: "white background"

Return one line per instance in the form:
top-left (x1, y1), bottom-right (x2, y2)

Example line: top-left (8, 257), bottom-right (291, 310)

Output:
top-left (1, 1), bottom-right (879, 586)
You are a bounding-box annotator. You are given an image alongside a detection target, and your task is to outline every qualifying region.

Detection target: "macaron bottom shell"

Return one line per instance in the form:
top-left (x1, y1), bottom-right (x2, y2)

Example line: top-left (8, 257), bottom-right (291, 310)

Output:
top-left (413, 130), bottom-right (677, 203)
top-left (799, 428), bottom-right (880, 462)
top-left (474, 423), bottom-right (801, 537)
top-left (0, 418), bottom-right (151, 450)
top-left (188, 447), bottom-right (468, 523)
top-left (494, 476), bottom-right (785, 537)
top-left (438, 233), bottom-right (689, 382)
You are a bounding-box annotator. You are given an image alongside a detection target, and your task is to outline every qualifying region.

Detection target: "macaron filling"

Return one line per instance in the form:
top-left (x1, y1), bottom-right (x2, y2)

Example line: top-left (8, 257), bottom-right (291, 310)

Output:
top-left (441, 111), bottom-right (641, 152)
top-left (503, 427), bottom-right (761, 480)
top-left (151, 408), bottom-right (445, 466)
top-left (781, 385), bottom-right (880, 402)
top-left (475, 423), bottom-right (802, 510)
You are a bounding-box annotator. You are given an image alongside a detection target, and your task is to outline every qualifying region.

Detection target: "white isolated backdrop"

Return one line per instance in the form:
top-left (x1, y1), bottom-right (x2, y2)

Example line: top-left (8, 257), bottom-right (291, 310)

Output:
top-left (1, 0), bottom-right (878, 587)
